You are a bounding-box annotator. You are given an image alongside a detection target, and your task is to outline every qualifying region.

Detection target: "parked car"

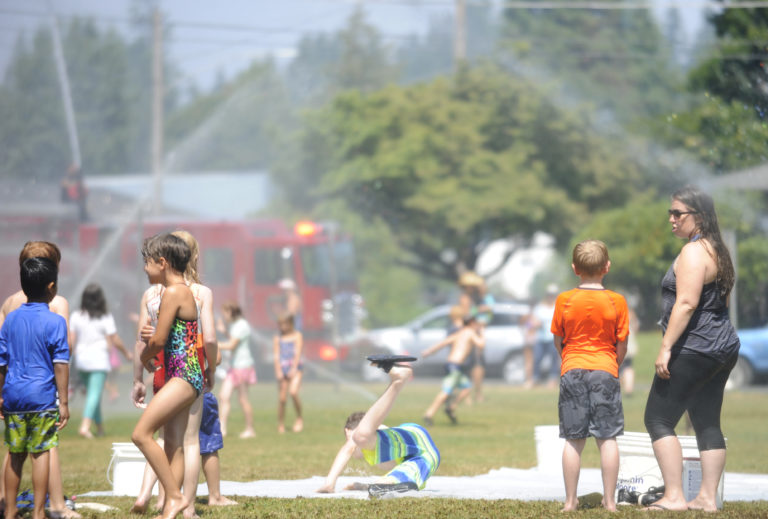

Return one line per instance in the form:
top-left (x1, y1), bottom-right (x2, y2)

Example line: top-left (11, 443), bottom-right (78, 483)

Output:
top-left (362, 302), bottom-right (530, 384)
top-left (729, 325), bottom-right (768, 388)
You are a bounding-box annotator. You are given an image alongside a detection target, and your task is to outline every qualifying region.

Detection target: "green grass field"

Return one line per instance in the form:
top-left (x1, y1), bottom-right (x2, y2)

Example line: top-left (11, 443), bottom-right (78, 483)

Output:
top-left (27, 332), bottom-right (768, 517)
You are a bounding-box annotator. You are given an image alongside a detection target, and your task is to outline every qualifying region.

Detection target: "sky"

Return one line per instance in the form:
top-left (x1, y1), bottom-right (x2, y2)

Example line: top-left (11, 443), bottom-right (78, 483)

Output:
top-left (0, 0), bottom-right (456, 90)
top-left (0, 0), bottom-right (707, 91)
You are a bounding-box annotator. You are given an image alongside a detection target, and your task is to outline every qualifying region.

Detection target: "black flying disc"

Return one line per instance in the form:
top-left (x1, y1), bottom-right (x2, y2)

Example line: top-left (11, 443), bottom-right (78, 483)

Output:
top-left (366, 354), bottom-right (417, 373)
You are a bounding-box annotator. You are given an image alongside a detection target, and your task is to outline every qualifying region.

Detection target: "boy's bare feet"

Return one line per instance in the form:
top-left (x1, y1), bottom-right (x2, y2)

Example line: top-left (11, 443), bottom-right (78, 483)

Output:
top-left (239, 429), bottom-right (255, 439)
top-left (208, 496), bottom-right (238, 506)
top-left (292, 418), bottom-right (304, 433)
top-left (277, 423), bottom-right (285, 434)
top-left (78, 427), bottom-right (94, 439)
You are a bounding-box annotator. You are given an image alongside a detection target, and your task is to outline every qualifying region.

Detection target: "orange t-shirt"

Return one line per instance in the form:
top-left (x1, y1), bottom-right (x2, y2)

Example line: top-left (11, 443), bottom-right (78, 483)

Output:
top-left (550, 287), bottom-right (629, 377)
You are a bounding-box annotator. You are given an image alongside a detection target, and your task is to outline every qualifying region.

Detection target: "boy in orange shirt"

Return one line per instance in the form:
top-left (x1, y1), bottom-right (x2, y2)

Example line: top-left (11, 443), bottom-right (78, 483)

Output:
top-left (550, 240), bottom-right (629, 512)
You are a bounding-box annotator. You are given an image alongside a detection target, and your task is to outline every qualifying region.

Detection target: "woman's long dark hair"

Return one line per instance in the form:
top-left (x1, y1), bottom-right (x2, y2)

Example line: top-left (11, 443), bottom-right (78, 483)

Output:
top-left (673, 185), bottom-right (735, 299)
top-left (81, 283), bottom-right (108, 318)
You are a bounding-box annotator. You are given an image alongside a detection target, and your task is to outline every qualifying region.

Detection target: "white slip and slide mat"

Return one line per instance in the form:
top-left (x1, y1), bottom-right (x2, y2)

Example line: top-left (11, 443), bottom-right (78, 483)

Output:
top-left (82, 467), bottom-right (768, 501)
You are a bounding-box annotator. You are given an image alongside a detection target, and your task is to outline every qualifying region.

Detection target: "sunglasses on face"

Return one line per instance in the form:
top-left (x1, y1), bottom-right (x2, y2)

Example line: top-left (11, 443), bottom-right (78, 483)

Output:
top-left (668, 209), bottom-right (697, 219)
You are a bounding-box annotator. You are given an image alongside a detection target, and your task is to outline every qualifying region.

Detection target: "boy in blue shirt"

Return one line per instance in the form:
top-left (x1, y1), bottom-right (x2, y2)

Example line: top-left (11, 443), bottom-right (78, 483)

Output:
top-left (0, 257), bottom-right (70, 519)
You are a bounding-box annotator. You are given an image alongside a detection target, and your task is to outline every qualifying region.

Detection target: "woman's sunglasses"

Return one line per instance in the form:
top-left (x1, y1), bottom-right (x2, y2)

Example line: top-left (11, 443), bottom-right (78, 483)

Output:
top-left (668, 209), bottom-right (697, 219)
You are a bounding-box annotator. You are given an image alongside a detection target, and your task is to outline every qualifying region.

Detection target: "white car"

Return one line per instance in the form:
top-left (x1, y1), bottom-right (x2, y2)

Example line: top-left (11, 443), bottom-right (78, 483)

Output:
top-left (364, 302), bottom-right (530, 384)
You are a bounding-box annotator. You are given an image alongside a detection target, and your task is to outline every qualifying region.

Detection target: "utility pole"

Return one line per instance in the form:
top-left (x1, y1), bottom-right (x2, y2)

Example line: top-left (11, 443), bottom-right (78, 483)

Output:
top-left (48, 5), bottom-right (81, 170)
top-left (151, 8), bottom-right (164, 215)
top-left (454, 0), bottom-right (467, 68)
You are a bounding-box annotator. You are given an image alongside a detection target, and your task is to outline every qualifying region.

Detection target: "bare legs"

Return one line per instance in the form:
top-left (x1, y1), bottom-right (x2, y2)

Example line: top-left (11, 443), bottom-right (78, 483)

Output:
top-left (201, 453), bottom-right (237, 506)
top-left (4, 451), bottom-right (49, 519)
top-left (596, 438), bottom-right (618, 511)
top-left (561, 438), bottom-right (585, 512)
top-left (132, 378), bottom-right (196, 519)
top-left (181, 394), bottom-right (204, 519)
top-left (423, 391), bottom-right (449, 422)
top-left (131, 436), bottom-right (164, 514)
top-left (687, 448), bottom-right (725, 512)
top-left (277, 372), bottom-right (303, 433)
top-left (352, 365), bottom-right (412, 450)
top-left (561, 437), bottom-right (619, 512)
top-left (648, 435), bottom-right (689, 511)
top-left (219, 377), bottom-right (254, 439)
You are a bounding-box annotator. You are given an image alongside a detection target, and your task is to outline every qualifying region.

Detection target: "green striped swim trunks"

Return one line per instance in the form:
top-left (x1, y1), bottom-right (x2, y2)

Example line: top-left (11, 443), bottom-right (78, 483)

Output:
top-left (362, 423), bottom-right (440, 489)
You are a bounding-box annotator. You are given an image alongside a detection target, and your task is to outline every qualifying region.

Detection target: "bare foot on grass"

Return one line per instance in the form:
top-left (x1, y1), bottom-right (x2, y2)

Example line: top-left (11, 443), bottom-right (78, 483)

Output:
top-left (239, 429), bottom-right (255, 439)
top-left (292, 418), bottom-right (303, 433)
top-left (209, 496), bottom-right (238, 506)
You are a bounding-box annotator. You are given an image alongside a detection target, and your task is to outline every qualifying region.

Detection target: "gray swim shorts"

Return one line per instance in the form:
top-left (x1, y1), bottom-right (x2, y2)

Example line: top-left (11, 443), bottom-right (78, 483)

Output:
top-left (558, 369), bottom-right (624, 440)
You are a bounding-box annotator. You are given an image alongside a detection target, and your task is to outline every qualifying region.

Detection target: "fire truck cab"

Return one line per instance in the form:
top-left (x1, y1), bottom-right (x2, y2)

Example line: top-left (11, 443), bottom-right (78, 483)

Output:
top-left (77, 218), bottom-right (364, 371)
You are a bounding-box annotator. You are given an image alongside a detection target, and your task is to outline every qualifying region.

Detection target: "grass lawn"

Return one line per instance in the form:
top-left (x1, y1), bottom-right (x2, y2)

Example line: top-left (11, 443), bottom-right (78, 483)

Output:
top-left (21, 331), bottom-right (768, 517)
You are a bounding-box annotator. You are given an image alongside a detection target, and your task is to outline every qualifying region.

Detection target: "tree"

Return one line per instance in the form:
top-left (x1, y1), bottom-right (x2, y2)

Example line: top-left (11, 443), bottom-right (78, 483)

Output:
top-left (0, 15), bottom-right (179, 178)
top-left (687, 7), bottom-right (768, 109)
top-left (276, 65), bottom-right (648, 283)
top-left (498, 2), bottom-right (684, 123)
top-left (284, 7), bottom-right (399, 106)
top-left (164, 60), bottom-right (294, 172)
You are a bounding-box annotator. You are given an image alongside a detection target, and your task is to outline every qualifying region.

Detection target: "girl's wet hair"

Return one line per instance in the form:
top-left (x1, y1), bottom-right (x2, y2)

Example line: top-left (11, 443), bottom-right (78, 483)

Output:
top-left (171, 229), bottom-right (201, 284)
top-left (81, 283), bottom-right (108, 319)
top-left (141, 233), bottom-right (191, 274)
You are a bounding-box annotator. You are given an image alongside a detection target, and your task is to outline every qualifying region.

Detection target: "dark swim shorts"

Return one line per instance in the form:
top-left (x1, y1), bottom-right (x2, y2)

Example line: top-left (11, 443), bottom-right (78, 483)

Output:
top-left (199, 391), bottom-right (224, 455)
top-left (558, 369), bottom-right (624, 440)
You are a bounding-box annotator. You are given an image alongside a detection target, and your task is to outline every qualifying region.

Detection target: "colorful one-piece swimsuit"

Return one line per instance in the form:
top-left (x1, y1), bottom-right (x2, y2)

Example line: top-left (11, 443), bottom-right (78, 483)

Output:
top-left (164, 317), bottom-right (204, 395)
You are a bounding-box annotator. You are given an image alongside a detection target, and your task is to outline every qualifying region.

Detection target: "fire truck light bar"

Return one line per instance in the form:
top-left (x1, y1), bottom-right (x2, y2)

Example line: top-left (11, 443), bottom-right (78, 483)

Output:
top-left (294, 220), bottom-right (321, 237)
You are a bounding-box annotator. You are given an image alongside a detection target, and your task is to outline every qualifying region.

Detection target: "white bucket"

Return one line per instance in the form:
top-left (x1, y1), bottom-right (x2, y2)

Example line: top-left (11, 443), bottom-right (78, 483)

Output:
top-left (617, 432), bottom-right (724, 509)
top-left (108, 442), bottom-right (152, 496)
top-left (534, 425), bottom-right (565, 473)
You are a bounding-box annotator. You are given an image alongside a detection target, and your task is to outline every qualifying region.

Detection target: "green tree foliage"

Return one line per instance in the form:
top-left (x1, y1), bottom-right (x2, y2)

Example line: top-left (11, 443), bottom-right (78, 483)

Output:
top-left (0, 16), bottom-right (177, 178)
top-left (284, 7), bottom-right (399, 106)
top-left (277, 65), bottom-right (647, 284)
top-left (647, 95), bottom-right (768, 173)
top-left (165, 61), bottom-right (294, 172)
top-left (397, 2), bottom-right (497, 84)
top-left (499, 2), bottom-right (683, 122)
top-left (651, 7), bottom-right (768, 173)
top-left (688, 7), bottom-right (768, 108)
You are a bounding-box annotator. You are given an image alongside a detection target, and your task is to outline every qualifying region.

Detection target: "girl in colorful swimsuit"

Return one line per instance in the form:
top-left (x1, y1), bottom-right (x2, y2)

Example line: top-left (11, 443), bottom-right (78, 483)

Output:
top-left (132, 233), bottom-right (203, 519)
top-left (273, 313), bottom-right (304, 433)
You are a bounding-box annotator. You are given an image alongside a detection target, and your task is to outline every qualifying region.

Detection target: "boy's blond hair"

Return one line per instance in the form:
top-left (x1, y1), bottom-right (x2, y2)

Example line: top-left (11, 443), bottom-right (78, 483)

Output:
top-left (572, 240), bottom-right (609, 277)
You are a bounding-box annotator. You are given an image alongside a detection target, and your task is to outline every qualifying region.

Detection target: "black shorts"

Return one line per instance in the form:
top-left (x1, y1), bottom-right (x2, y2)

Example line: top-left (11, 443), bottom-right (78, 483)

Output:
top-left (559, 369), bottom-right (623, 440)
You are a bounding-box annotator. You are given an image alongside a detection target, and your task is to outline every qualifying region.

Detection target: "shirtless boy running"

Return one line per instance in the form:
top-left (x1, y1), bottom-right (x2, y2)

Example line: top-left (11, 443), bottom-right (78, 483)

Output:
top-left (422, 316), bottom-right (485, 425)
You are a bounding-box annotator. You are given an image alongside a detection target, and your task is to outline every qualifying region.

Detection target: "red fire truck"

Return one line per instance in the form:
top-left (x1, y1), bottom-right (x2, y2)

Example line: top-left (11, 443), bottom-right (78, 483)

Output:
top-left (0, 213), bottom-right (364, 373)
top-left (74, 218), bottom-right (365, 370)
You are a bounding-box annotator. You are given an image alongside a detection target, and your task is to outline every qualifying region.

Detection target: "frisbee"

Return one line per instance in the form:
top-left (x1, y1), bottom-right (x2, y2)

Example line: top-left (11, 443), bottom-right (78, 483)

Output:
top-left (366, 354), bottom-right (417, 373)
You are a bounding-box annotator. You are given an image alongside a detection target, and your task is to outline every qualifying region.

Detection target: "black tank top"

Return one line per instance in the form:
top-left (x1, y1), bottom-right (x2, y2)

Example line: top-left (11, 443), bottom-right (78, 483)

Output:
top-left (660, 264), bottom-right (740, 362)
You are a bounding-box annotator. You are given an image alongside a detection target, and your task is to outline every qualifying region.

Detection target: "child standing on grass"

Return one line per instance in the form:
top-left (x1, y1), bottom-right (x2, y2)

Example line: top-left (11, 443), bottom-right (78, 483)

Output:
top-left (70, 283), bottom-right (132, 438)
top-left (132, 234), bottom-right (203, 519)
top-left (551, 240), bottom-right (629, 512)
top-left (0, 257), bottom-right (70, 519)
top-left (217, 302), bottom-right (256, 439)
top-left (273, 313), bottom-right (304, 434)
